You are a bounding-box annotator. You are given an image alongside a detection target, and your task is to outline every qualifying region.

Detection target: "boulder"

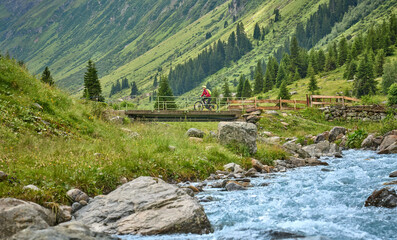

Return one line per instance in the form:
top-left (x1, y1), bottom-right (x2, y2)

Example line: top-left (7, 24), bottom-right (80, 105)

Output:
top-left (328, 126), bottom-right (347, 142)
top-left (218, 122), bottom-right (257, 155)
top-left (73, 177), bottom-right (212, 235)
top-left (361, 134), bottom-right (383, 150)
top-left (0, 198), bottom-right (56, 239)
top-left (282, 141), bottom-right (311, 159)
top-left (302, 141), bottom-right (341, 158)
top-left (251, 158), bottom-right (264, 172)
top-left (223, 163), bottom-right (244, 173)
top-left (11, 222), bottom-right (119, 240)
top-left (186, 128), bottom-right (204, 138)
top-left (379, 142), bottom-right (397, 154)
top-left (23, 184), bottom-right (40, 191)
top-left (314, 131), bottom-right (329, 143)
top-left (378, 135), bottom-right (397, 154)
top-left (264, 110), bottom-right (279, 116)
top-left (389, 171), bottom-right (397, 178)
top-left (67, 189), bottom-right (89, 202)
top-left (365, 188), bottom-right (397, 208)
top-left (263, 136), bottom-right (281, 145)
top-left (57, 205), bottom-right (72, 224)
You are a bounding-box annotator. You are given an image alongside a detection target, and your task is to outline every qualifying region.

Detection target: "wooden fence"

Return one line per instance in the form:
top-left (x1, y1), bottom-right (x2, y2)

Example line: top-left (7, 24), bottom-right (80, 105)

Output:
top-left (228, 95), bottom-right (360, 111)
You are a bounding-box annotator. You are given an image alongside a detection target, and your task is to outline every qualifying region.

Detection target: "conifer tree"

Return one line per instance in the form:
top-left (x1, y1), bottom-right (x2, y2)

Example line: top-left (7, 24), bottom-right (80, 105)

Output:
top-left (121, 77), bottom-right (129, 89)
top-left (253, 22), bottom-right (261, 40)
top-left (354, 52), bottom-right (377, 98)
top-left (212, 87), bottom-right (220, 99)
top-left (344, 61), bottom-right (357, 80)
top-left (381, 61), bottom-right (397, 94)
top-left (264, 70), bottom-right (273, 93)
top-left (115, 79), bottom-right (121, 92)
top-left (41, 66), bottom-right (54, 86)
top-left (109, 83), bottom-right (116, 97)
top-left (83, 60), bottom-right (103, 101)
top-left (274, 8), bottom-right (281, 22)
top-left (374, 49), bottom-right (386, 77)
top-left (293, 68), bottom-right (300, 82)
top-left (276, 62), bottom-right (287, 88)
top-left (153, 75), bottom-right (158, 88)
top-left (388, 83), bottom-right (397, 106)
top-left (130, 81), bottom-right (139, 96)
top-left (154, 75), bottom-right (176, 110)
top-left (307, 64), bottom-right (319, 94)
top-left (236, 75), bottom-right (245, 98)
top-left (338, 36), bottom-right (348, 66)
top-left (317, 49), bottom-right (326, 72)
top-left (253, 60), bottom-right (264, 94)
top-left (222, 79), bottom-right (231, 99)
top-left (242, 78), bottom-right (252, 98)
top-left (278, 81), bottom-right (290, 100)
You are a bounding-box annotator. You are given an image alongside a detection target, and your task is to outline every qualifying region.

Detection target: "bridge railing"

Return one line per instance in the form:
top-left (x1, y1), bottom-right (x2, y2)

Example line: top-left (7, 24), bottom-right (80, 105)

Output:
top-left (107, 95), bottom-right (360, 111)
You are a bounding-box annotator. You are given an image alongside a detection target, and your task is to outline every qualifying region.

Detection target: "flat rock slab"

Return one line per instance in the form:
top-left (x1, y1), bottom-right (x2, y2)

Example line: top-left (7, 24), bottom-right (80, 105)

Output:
top-left (218, 122), bottom-right (257, 155)
top-left (73, 176), bottom-right (212, 236)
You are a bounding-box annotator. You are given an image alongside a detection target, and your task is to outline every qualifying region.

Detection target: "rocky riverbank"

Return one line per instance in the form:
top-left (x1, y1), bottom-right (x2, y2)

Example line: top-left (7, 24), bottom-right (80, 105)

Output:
top-left (1, 121), bottom-right (397, 239)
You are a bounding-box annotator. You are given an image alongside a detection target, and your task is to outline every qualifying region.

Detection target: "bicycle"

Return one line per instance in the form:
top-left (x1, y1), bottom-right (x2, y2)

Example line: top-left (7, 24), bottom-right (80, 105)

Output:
top-left (194, 97), bottom-right (219, 111)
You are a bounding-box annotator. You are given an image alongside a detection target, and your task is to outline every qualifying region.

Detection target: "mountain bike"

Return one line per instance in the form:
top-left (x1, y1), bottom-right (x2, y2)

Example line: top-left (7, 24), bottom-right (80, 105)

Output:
top-left (194, 97), bottom-right (219, 111)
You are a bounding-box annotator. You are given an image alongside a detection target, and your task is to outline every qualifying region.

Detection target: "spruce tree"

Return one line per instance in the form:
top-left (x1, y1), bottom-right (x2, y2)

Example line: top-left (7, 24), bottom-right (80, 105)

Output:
top-left (381, 61), bottom-right (397, 94)
top-left (354, 52), bottom-right (377, 98)
top-left (317, 49), bottom-right (326, 72)
top-left (115, 79), bottom-right (121, 92)
top-left (253, 22), bottom-right (261, 40)
top-left (236, 75), bottom-right (245, 98)
top-left (222, 79), bottom-right (231, 99)
top-left (264, 70), bottom-right (273, 93)
top-left (253, 60), bottom-right (264, 94)
top-left (83, 60), bottom-right (103, 101)
top-left (242, 78), bottom-right (252, 98)
top-left (276, 62), bottom-right (287, 88)
top-left (274, 8), bottom-right (281, 22)
top-left (374, 49), bottom-right (386, 77)
top-left (130, 81), bottom-right (139, 96)
top-left (338, 36), bottom-right (348, 66)
top-left (109, 83), bottom-right (115, 97)
top-left (121, 77), bottom-right (129, 89)
top-left (278, 81), bottom-right (290, 100)
top-left (41, 66), bottom-right (54, 86)
top-left (154, 75), bottom-right (176, 110)
top-left (344, 61), bottom-right (357, 80)
top-left (153, 75), bottom-right (158, 88)
top-left (388, 83), bottom-right (397, 106)
top-left (307, 64), bottom-right (319, 94)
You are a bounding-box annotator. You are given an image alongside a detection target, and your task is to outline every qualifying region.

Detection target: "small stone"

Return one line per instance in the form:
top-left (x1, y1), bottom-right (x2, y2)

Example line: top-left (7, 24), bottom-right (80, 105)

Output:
top-left (389, 171), bottom-right (397, 178)
top-left (94, 153), bottom-right (102, 158)
top-left (186, 128), bottom-right (204, 138)
top-left (0, 171), bottom-right (7, 181)
top-left (66, 189), bottom-right (89, 202)
top-left (209, 131), bottom-right (217, 138)
top-left (79, 200), bottom-right (88, 206)
top-left (265, 110), bottom-right (279, 116)
top-left (225, 182), bottom-right (247, 191)
top-left (71, 202), bottom-right (82, 213)
top-left (187, 185), bottom-right (200, 193)
top-left (262, 131), bottom-right (273, 137)
top-left (189, 137), bottom-right (203, 143)
top-left (168, 145), bottom-right (176, 152)
top-left (23, 185), bottom-right (40, 191)
top-left (119, 177), bottom-right (128, 184)
top-left (281, 122), bottom-right (289, 127)
top-left (198, 196), bottom-right (214, 203)
top-left (33, 103), bottom-right (43, 110)
top-left (57, 205), bottom-right (72, 224)
top-left (365, 188), bottom-right (397, 208)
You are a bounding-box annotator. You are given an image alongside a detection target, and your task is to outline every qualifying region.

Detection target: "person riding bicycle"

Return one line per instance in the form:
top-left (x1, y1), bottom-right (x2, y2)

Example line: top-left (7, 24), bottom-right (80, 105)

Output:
top-left (201, 85), bottom-right (212, 110)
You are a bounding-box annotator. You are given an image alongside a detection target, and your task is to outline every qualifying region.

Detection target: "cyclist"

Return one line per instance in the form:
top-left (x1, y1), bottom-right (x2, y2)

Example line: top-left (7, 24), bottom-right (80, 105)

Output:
top-left (201, 85), bottom-right (212, 110)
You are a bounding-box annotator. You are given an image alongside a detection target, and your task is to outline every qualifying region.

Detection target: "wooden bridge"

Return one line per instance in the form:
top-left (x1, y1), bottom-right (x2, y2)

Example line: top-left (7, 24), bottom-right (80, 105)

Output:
top-left (125, 110), bottom-right (242, 122)
top-left (121, 95), bottom-right (359, 122)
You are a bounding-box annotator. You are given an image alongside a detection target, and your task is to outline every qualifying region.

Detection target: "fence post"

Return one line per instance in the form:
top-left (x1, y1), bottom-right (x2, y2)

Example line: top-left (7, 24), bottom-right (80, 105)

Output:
top-left (279, 98), bottom-right (282, 110)
top-left (294, 100), bottom-right (296, 110)
top-left (255, 97), bottom-right (257, 109)
top-left (342, 96), bottom-right (345, 107)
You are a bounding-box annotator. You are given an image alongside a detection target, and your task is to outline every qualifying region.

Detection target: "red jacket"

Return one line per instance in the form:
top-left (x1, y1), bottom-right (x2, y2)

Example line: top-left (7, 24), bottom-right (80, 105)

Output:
top-left (201, 89), bottom-right (211, 97)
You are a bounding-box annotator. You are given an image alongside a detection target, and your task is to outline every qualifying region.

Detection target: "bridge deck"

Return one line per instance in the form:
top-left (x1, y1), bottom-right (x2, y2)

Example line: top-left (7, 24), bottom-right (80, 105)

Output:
top-left (125, 110), bottom-right (242, 122)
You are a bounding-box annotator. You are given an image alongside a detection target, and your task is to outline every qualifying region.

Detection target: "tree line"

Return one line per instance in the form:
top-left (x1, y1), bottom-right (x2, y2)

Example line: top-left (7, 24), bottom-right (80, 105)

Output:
top-left (168, 22), bottom-right (252, 95)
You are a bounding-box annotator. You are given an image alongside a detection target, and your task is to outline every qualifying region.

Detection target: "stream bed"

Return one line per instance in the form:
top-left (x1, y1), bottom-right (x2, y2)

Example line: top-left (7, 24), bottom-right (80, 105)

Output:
top-left (121, 150), bottom-right (397, 240)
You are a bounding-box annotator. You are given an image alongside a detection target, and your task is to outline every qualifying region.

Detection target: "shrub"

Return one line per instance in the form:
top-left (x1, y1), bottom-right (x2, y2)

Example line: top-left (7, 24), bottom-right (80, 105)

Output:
top-left (346, 129), bottom-right (368, 149)
top-left (387, 83), bottom-right (397, 106)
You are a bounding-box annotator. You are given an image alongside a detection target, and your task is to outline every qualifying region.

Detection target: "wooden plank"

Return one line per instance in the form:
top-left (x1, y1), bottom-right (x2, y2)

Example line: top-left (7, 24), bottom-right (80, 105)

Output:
top-left (343, 96), bottom-right (360, 102)
top-left (229, 100), bottom-right (256, 104)
top-left (257, 106), bottom-right (280, 110)
top-left (256, 99), bottom-right (280, 104)
top-left (311, 95), bottom-right (343, 99)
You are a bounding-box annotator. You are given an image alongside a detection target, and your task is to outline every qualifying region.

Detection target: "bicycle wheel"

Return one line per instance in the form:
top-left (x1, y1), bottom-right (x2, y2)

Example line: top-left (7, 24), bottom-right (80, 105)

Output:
top-left (211, 103), bottom-right (219, 111)
top-left (194, 101), bottom-right (204, 111)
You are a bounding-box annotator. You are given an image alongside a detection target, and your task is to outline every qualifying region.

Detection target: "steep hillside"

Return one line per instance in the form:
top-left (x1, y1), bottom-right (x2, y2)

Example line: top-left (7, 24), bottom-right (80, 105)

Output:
top-left (0, 0), bottom-right (226, 93)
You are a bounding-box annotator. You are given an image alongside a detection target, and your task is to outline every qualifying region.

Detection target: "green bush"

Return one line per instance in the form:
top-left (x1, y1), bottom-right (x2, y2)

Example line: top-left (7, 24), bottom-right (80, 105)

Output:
top-left (346, 129), bottom-right (368, 149)
top-left (388, 83), bottom-right (397, 106)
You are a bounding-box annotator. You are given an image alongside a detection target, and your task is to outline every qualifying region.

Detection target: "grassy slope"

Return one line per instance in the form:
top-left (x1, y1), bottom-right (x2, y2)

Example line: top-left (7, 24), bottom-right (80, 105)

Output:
top-left (0, 57), bottom-right (253, 204)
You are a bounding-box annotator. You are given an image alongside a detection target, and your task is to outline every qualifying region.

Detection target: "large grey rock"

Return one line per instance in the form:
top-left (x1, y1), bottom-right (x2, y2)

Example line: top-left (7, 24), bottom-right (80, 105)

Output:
top-left (361, 134), bottom-right (383, 150)
top-left (225, 182), bottom-right (247, 191)
top-left (365, 188), bottom-right (397, 208)
top-left (0, 198), bottom-right (56, 239)
top-left (282, 141), bottom-right (311, 159)
top-left (11, 222), bottom-right (119, 240)
top-left (378, 135), bottom-right (397, 154)
top-left (302, 141), bottom-right (341, 158)
top-left (186, 128), bottom-right (205, 138)
top-left (73, 176), bottom-right (212, 235)
top-left (218, 122), bottom-right (257, 155)
top-left (314, 131), bottom-right (329, 143)
top-left (328, 126), bottom-right (347, 142)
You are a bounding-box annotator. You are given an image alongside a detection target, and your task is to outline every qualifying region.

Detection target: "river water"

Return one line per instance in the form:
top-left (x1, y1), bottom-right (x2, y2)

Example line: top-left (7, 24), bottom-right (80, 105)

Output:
top-left (121, 150), bottom-right (397, 240)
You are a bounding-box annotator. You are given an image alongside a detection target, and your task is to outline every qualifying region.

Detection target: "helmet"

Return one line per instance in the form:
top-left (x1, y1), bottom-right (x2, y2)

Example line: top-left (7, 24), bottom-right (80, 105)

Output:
top-left (202, 85), bottom-right (206, 88)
